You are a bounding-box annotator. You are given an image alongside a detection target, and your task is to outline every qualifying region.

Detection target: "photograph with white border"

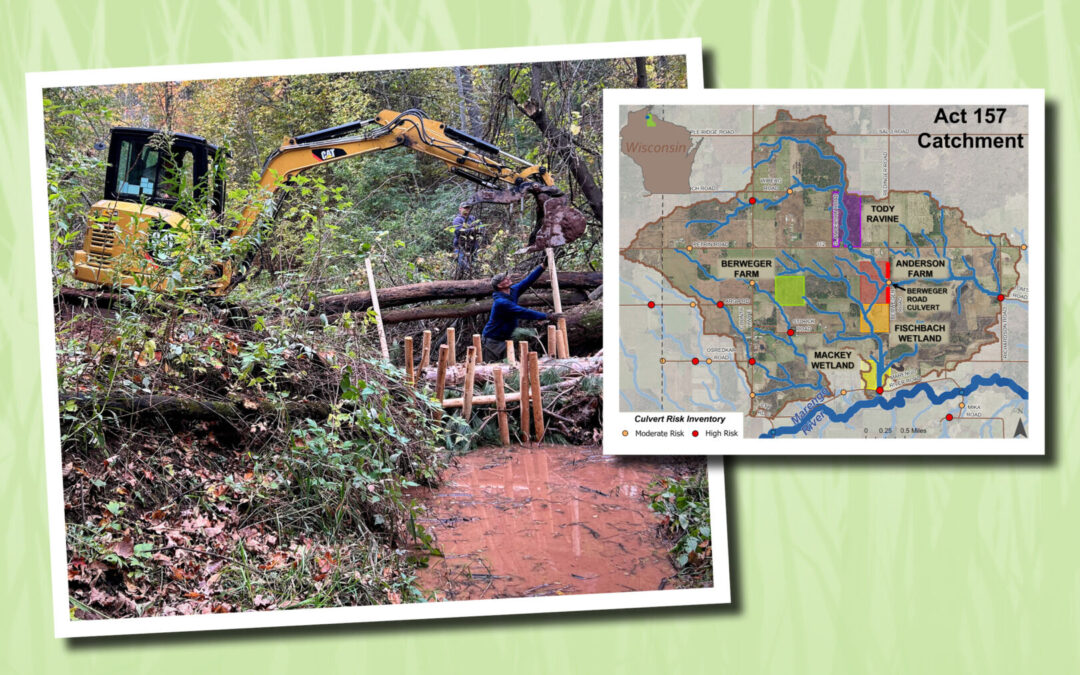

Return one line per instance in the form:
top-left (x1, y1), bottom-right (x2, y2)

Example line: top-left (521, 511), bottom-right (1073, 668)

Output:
top-left (27, 39), bottom-right (731, 638)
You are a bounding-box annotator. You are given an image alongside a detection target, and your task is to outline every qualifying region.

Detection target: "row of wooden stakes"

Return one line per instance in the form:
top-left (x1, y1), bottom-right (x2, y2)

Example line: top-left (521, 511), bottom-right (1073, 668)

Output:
top-left (400, 323), bottom-right (571, 446)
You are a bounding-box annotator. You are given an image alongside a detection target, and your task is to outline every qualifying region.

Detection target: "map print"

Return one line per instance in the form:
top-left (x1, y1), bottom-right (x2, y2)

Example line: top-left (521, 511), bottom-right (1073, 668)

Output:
top-left (609, 97), bottom-right (1042, 453)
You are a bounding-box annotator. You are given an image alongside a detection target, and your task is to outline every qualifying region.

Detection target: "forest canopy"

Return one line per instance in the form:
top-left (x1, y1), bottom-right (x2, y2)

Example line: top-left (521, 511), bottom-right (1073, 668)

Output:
top-left (46, 56), bottom-right (688, 300)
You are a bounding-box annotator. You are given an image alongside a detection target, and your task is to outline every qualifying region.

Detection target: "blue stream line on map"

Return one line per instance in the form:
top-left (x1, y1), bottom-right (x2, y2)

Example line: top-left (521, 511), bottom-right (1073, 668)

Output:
top-left (619, 277), bottom-right (651, 303)
top-left (688, 283), bottom-right (753, 362)
top-left (684, 197), bottom-right (750, 236)
top-left (619, 338), bottom-right (661, 408)
top-left (758, 138), bottom-right (852, 243)
top-left (663, 137), bottom-right (1004, 403)
top-left (897, 222), bottom-right (921, 256)
top-left (656, 280), bottom-right (739, 408)
top-left (885, 240), bottom-right (916, 259)
top-left (762, 374), bottom-right (1028, 438)
top-left (774, 250), bottom-right (894, 385)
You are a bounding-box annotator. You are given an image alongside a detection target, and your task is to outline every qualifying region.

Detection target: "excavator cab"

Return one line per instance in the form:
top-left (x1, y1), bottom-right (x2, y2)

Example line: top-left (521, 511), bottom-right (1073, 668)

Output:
top-left (72, 128), bottom-right (229, 287)
top-left (103, 127), bottom-right (226, 216)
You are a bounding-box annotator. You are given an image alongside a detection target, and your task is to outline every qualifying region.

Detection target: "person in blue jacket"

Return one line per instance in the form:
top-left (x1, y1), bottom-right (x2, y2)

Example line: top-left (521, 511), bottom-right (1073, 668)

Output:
top-left (480, 261), bottom-right (561, 361)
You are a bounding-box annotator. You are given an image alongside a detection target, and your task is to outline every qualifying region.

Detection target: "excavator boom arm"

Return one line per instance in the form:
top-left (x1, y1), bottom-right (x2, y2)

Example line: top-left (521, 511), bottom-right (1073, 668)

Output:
top-left (228, 109), bottom-right (553, 245)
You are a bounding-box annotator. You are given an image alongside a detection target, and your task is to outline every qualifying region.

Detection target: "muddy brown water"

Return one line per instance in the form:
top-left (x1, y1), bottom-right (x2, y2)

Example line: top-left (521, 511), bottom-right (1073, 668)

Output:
top-left (412, 444), bottom-right (692, 600)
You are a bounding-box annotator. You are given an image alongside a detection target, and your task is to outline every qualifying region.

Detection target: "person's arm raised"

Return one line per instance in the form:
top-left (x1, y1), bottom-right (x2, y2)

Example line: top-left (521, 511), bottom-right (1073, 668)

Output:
top-left (511, 265), bottom-right (546, 295)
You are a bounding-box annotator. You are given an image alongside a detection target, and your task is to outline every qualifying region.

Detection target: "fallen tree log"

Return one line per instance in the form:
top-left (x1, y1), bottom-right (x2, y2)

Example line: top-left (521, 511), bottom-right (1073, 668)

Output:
top-left (441, 377), bottom-right (578, 404)
top-left (423, 356), bottom-right (602, 387)
top-left (408, 298), bottom-right (602, 357)
top-left (465, 379), bottom-right (603, 446)
top-left (313, 271), bottom-right (602, 315)
top-left (59, 393), bottom-right (332, 424)
top-left (57, 287), bottom-right (253, 328)
top-left (562, 299), bottom-right (603, 355)
top-left (380, 290), bottom-right (586, 324)
top-left (442, 392), bottom-right (521, 408)
top-left (56, 287), bottom-right (192, 316)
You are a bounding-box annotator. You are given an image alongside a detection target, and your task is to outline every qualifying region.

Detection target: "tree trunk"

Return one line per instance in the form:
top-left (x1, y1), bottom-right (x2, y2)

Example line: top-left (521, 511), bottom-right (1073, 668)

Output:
top-left (314, 271), bottom-right (602, 315)
top-left (562, 298), bottom-right (603, 355)
top-left (422, 355), bottom-right (602, 386)
top-left (635, 57), bottom-right (648, 88)
top-left (380, 291), bottom-right (586, 324)
top-left (518, 63), bottom-right (604, 222)
top-left (453, 66), bottom-right (484, 137)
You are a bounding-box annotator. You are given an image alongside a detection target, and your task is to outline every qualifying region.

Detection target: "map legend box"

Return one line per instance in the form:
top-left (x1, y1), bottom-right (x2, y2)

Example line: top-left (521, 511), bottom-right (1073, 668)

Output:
top-left (618, 413), bottom-right (744, 454)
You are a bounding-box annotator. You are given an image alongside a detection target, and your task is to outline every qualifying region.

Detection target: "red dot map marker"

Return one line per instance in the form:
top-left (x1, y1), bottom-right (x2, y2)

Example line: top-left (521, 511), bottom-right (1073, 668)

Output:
top-left (748, 197), bottom-right (757, 204)
top-left (997, 294), bottom-right (1005, 302)
top-left (748, 358), bottom-right (756, 365)
top-left (692, 430), bottom-right (699, 437)
top-left (787, 328), bottom-right (795, 336)
top-left (692, 357), bottom-right (700, 365)
top-left (946, 414), bottom-right (954, 421)
top-left (648, 301), bottom-right (656, 308)
top-left (876, 386), bottom-right (884, 394)
top-left (716, 300), bottom-right (724, 308)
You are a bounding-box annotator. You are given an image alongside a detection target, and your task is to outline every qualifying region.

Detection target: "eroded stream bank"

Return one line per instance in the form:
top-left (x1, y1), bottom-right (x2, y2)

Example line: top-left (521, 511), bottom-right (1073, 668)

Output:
top-left (413, 444), bottom-right (704, 600)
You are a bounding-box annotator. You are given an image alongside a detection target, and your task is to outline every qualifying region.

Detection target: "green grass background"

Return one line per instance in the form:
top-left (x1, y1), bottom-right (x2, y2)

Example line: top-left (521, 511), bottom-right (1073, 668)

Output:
top-left (2, 0), bottom-right (1076, 672)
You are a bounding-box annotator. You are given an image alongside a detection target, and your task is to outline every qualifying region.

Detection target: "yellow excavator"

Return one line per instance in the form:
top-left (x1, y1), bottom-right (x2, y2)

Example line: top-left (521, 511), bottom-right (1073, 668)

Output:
top-left (72, 108), bottom-right (585, 295)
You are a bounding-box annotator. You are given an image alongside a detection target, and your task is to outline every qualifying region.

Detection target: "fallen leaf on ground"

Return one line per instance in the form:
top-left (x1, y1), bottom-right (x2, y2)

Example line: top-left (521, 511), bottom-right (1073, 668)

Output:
top-left (112, 536), bottom-right (134, 559)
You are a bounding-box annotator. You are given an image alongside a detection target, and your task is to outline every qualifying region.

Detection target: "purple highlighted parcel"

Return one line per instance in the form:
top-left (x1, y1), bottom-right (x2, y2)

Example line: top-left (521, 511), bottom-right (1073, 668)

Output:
top-left (830, 191), bottom-right (862, 248)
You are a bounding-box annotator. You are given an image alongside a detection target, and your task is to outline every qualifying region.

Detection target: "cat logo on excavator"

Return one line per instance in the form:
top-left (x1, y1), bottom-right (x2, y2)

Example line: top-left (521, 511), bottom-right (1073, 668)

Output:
top-left (313, 148), bottom-right (347, 161)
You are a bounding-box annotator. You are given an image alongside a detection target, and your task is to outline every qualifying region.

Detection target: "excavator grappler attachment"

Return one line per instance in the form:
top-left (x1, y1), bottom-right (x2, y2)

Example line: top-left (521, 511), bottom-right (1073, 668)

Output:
top-left (464, 182), bottom-right (587, 253)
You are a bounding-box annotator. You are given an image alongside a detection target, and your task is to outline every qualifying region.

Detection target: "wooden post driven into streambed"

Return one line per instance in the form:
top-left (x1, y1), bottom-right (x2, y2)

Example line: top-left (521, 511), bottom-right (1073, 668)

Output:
top-left (472, 333), bottom-right (483, 365)
top-left (363, 249), bottom-right (586, 445)
top-left (434, 344), bottom-right (449, 402)
top-left (493, 368), bottom-right (510, 446)
top-left (462, 346), bottom-right (476, 420)
top-left (404, 336), bottom-right (414, 385)
top-left (546, 248), bottom-right (570, 359)
top-left (528, 351), bottom-right (544, 441)
top-left (518, 340), bottom-right (531, 443)
top-left (401, 327), bottom-right (555, 447)
top-left (419, 330), bottom-right (432, 372)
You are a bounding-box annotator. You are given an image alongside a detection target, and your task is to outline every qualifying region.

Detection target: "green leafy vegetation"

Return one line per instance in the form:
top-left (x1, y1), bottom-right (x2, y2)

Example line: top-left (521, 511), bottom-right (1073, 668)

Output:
top-left (647, 469), bottom-right (713, 586)
top-left (49, 56), bottom-right (698, 619)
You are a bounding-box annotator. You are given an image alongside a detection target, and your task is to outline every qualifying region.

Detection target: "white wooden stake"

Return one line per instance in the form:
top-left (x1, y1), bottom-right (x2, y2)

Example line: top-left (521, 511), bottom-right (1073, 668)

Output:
top-left (365, 257), bottom-right (389, 361)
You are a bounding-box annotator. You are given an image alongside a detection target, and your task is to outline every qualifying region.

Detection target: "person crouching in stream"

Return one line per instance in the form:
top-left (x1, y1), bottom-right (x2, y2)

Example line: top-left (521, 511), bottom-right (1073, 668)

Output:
top-left (481, 261), bottom-right (562, 361)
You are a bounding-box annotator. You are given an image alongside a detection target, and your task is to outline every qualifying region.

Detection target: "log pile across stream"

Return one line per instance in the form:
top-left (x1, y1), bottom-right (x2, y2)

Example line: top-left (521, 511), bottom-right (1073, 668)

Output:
top-left (314, 271), bottom-right (602, 316)
top-left (425, 355), bottom-right (602, 387)
top-left (57, 270), bottom-right (602, 325)
top-left (378, 291), bottom-right (586, 324)
top-left (317, 273), bottom-right (603, 355)
top-left (57, 263), bottom-right (605, 443)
